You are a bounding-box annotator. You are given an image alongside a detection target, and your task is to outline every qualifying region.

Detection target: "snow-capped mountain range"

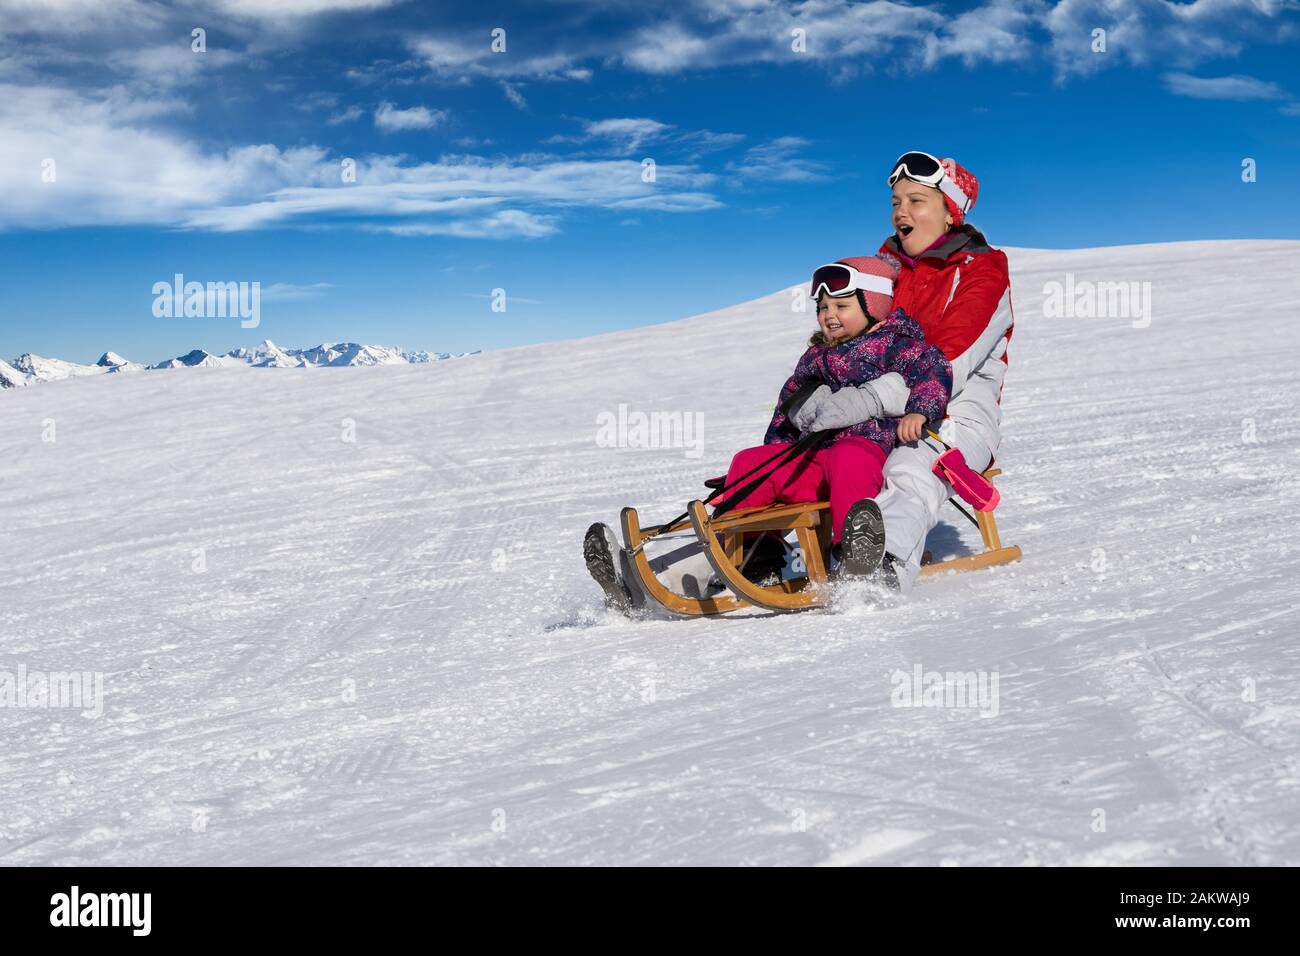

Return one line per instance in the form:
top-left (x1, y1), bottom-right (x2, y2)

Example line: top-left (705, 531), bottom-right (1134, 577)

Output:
top-left (0, 340), bottom-right (481, 388)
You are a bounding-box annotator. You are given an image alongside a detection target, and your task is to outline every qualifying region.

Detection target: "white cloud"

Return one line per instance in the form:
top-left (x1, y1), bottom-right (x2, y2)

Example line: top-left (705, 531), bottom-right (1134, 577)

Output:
top-left (409, 35), bottom-right (483, 76)
top-left (923, 0), bottom-right (1046, 69)
top-left (545, 117), bottom-right (744, 159)
top-left (376, 211), bottom-right (558, 239)
top-left (728, 136), bottom-right (827, 183)
top-left (1043, 0), bottom-right (1293, 79)
top-left (214, 0), bottom-right (400, 19)
top-left (5, 0), bottom-right (1297, 95)
top-left (409, 35), bottom-right (586, 82)
top-left (501, 82), bottom-right (528, 110)
top-left (374, 101), bottom-right (448, 131)
top-left (582, 117), bottom-right (671, 153)
top-left (0, 84), bottom-right (328, 228)
top-left (0, 0), bottom-right (163, 35)
top-left (107, 44), bottom-right (242, 90)
top-left (261, 282), bottom-right (335, 300)
top-left (327, 105), bottom-right (364, 125)
top-left (605, 192), bottom-right (722, 212)
top-left (547, 0), bottom-right (1299, 84)
top-left (674, 129), bottom-right (746, 154)
top-left (186, 157), bottom-right (721, 231)
top-left (0, 84), bottom-right (723, 237)
top-left (621, 0), bottom-right (945, 75)
top-left (1162, 71), bottom-right (1288, 100)
top-left (622, 23), bottom-right (713, 74)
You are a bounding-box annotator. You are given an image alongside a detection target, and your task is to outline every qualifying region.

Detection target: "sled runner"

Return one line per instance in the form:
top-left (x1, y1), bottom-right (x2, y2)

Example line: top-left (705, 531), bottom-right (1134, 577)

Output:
top-left (618, 468), bottom-right (1021, 616)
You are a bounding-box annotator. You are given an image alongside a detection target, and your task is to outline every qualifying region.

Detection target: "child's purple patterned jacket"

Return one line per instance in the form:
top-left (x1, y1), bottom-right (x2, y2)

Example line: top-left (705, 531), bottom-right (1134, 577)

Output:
top-left (763, 307), bottom-right (953, 456)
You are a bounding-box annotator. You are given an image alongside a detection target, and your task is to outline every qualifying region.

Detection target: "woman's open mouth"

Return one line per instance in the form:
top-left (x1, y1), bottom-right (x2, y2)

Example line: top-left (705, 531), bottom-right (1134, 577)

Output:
top-left (897, 224), bottom-right (914, 236)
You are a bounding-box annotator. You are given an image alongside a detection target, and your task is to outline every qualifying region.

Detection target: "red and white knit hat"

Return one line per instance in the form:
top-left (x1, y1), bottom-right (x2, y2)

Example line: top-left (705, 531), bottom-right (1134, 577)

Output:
top-left (938, 157), bottom-right (979, 227)
top-left (833, 253), bottom-right (900, 322)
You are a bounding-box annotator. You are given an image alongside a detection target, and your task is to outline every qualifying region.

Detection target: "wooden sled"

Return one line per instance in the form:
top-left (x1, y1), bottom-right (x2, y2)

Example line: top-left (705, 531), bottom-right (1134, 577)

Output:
top-left (620, 469), bottom-right (1022, 616)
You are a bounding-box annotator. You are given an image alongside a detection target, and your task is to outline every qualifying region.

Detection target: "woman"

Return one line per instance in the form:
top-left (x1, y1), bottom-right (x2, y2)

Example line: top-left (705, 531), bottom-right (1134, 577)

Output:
top-left (800, 150), bottom-right (1014, 591)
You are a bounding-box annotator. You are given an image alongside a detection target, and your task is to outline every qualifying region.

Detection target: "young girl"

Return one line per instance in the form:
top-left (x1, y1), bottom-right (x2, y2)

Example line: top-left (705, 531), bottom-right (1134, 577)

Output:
top-left (717, 254), bottom-right (952, 576)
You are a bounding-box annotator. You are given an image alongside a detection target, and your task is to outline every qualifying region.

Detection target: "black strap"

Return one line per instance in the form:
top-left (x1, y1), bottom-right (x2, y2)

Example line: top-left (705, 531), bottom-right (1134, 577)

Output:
top-left (948, 496), bottom-right (980, 529)
top-left (644, 429), bottom-right (831, 537)
top-left (709, 430), bottom-right (831, 519)
top-left (699, 381), bottom-right (823, 494)
top-left (778, 379), bottom-right (824, 422)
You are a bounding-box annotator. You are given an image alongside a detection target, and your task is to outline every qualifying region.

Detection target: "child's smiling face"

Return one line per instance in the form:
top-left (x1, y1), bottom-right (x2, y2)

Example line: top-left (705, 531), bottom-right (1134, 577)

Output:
top-left (816, 292), bottom-right (871, 342)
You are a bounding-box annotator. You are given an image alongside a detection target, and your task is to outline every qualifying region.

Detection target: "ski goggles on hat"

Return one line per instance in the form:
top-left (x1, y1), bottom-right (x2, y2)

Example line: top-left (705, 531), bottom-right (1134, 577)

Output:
top-left (809, 262), bottom-right (893, 300)
top-left (887, 150), bottom-right (972, 214)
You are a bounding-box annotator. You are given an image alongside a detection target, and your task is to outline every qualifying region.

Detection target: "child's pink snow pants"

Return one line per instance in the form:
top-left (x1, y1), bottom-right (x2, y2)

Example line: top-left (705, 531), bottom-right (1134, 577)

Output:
top-left (721, 437), bottom-right (887, 543)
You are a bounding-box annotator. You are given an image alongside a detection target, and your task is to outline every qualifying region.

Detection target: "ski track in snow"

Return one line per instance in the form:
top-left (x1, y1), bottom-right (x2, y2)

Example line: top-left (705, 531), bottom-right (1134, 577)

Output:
top-left (2, 239), bottom-right (1299, 865)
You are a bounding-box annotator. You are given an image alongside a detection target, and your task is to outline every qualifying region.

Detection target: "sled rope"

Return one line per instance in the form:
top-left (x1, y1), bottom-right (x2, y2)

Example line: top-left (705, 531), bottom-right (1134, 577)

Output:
top-left (947, 496), bottom-right (980, 529)
top-left (709, 429), bottom-right (833, 519)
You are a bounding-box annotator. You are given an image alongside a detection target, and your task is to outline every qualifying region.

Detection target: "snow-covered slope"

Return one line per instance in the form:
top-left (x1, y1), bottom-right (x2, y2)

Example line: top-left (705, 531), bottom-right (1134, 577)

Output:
top-left (1, 239), bottom-right (1298, 866)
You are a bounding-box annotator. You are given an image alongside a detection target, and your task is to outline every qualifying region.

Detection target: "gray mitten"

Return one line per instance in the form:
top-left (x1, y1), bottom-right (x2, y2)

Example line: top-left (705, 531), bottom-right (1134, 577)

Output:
top-left (807, 383), bottom-right (885, 431)
top-left (790, 384), bottom-right (832, 433)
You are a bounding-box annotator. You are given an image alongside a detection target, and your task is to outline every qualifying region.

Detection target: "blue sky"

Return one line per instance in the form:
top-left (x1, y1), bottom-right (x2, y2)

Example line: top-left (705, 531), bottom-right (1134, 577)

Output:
top-left (2, 0), bottom-right (1299, 365)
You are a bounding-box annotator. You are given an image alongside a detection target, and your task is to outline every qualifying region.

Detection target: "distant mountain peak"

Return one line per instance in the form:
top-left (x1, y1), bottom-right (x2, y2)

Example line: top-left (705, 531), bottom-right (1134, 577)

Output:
top-left (2, 341), bottom-right (481, 390)
top-left (11, 352), bottom-right (109, 384)
top-left (0, 357), bottom-right (29, 389)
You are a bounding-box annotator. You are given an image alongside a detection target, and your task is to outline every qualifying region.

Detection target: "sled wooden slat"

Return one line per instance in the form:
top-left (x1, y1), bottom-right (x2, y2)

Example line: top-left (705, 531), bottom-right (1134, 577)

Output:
top-left (977, 509), bottom-right (1002, 551)
top-left (723, 532), bottom-right (744, 567)
top-left (796, 522), bottom-right (828, 585)
top-left (637, 500), bottom-right (829, 539)
top-left (707, 500), bottom-right (830, 533)
top-left (620, 507), bottom-right (745, 616)
top-left (919, 545), bottom-right (1022, 577)
top-left (689, 500), bottom-right (828, 613)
